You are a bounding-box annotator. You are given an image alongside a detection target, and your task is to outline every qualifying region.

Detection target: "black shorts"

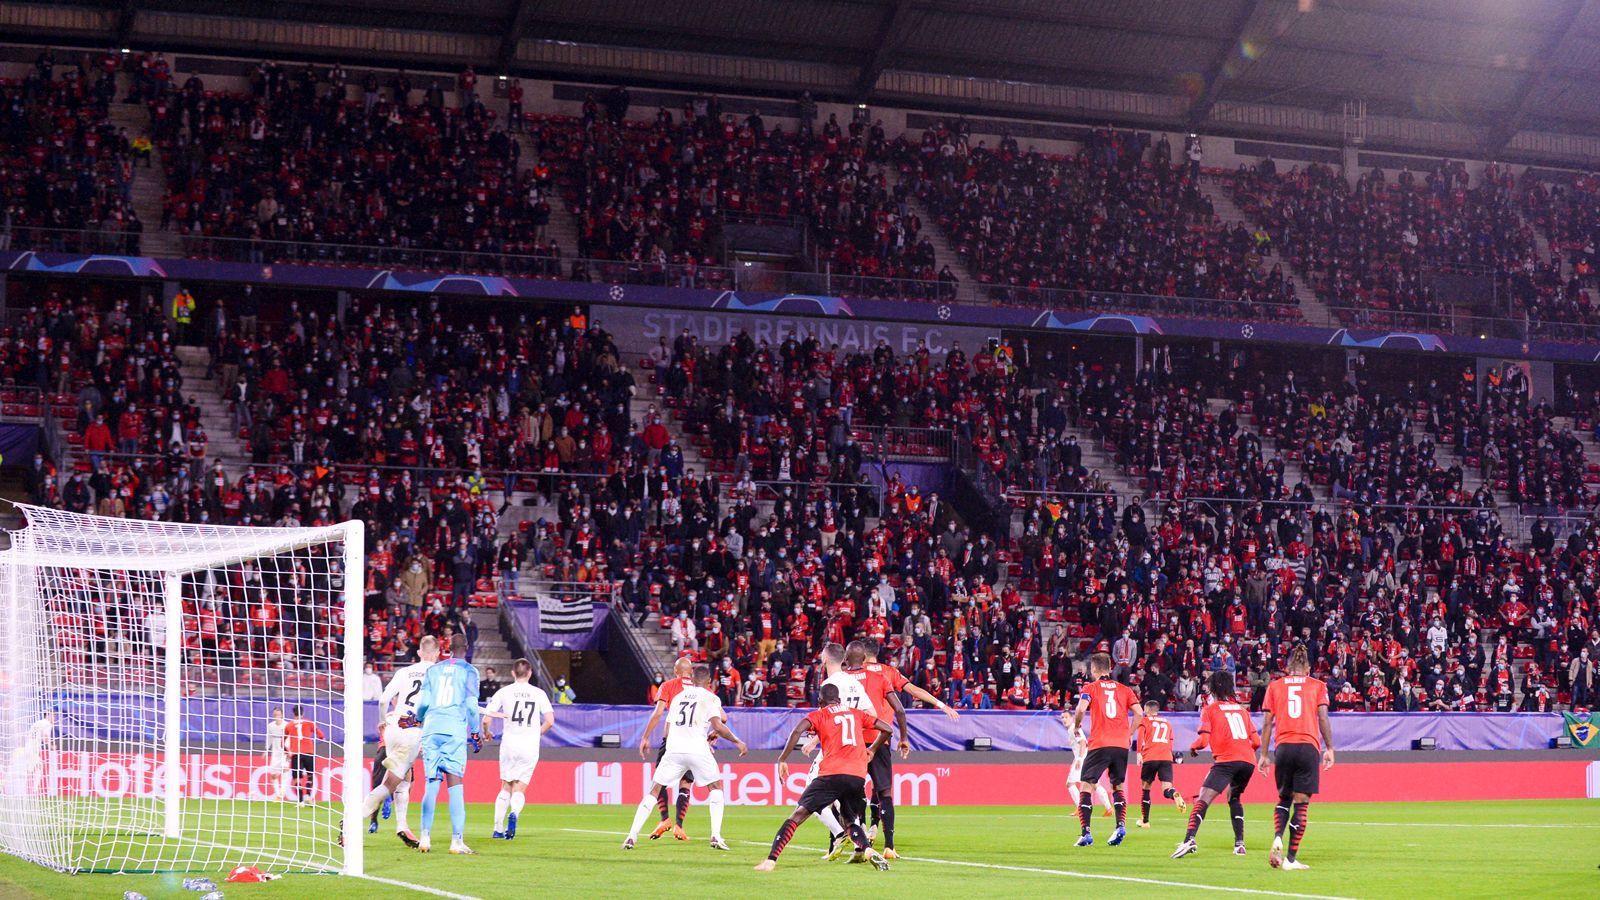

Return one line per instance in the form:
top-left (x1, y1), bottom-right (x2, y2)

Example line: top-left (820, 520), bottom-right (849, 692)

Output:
top-left (867, 743), bottom-right (893, 793)
top-left (1079, 747), bottom-right (1129, 786)
top-left (1202, 760), bottom-right (1255, 797)
top-left (291, 753), bottom-right (315, 777)
top-left (799, 774), bottom-right (868, 818)
top-left (1273, 743), bottom-right (1321, 796)
top-left (1140, 759), bottom-right (1174, 785)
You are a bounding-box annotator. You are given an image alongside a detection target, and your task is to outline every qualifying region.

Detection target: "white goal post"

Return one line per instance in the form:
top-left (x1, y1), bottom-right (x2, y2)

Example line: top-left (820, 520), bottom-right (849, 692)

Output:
top-left (0, 504), bottom-right (364, 876)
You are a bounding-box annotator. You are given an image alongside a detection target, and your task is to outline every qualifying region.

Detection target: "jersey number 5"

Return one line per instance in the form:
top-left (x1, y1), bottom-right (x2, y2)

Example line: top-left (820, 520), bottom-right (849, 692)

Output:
top-left (1286, 684), bottom-right (1302, 719)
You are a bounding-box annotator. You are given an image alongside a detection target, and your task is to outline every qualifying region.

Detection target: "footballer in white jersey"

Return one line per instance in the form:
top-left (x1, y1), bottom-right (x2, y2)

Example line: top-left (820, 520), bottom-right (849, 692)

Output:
top-left (482, 659), bottom-right (555, 840)
top-left (5, 711), bottom-right (51, 796)
top-left (623, 663), bottom-right (746, 850)
top-left (265, 707), bottom-right (290, 800)
top-left (358, 635), bottom-right (442, 849)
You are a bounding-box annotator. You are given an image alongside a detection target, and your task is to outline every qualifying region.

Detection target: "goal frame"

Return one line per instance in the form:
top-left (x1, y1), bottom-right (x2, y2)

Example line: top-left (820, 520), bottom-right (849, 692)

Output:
top-left (1, 506), bottom-right (366, 877)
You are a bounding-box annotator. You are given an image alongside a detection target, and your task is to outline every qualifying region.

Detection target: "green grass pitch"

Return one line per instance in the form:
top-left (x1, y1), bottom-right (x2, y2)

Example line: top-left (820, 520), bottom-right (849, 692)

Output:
top-left (0, 799), bottom-right (1593, 898)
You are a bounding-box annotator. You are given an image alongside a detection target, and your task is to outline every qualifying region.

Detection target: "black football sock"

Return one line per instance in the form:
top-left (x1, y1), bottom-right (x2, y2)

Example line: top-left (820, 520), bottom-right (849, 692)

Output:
top-left (876, 791), bottom-right (896, 849)
top-left (847, 821), bottom-right (871, 852)
top-left (1140, 788), bottom-right (1151, 823)
top-left (1076, 791), bottom-right (1093, 835)
top-left (1229, 795), bottom-right (1245, 843)
top-left (1274, 794), bottom-right (1292, 838)
top-left (675, 786), bottom-right (690, 826)
top-left (656, 787), bottom-right (670, 822)
top-left (1112, 789), bottom-right (1126, 828)
top-left (768, 818), bottom-right (798, 860)
top-left (1287, 802), bottom-right (1309, 860)
top-left (1185, 798), bottom-right (1209, 841)
top-left (1162, 787), bottom-right (1177, 800)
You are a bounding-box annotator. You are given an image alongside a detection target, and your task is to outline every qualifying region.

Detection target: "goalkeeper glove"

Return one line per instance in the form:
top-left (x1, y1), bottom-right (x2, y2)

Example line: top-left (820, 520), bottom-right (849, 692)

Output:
top-left (396, 714), bottom-right (419, 729)
top-left (468, 733), bottom-right (482, 753)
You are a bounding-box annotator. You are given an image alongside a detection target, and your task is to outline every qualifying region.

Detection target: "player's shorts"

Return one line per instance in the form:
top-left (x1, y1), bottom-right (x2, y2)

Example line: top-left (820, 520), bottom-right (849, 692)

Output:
top-left (383, 725), bottom-right (424, 777)
top-left (1079, 747), bottom-right (1128, 786)
top-left (420, 732), bottom-right (468, 779)
top-left (499, 739), bottom-right (541, 784)
top-left (866, 743), bottom-right (893, 794)
top-left (268, 752), bottom-right (289, 773)
top-left (652, 749), bottom-right (721, 788)
top-left (1201, 760), bottom-right (1255, 796)
top-left (1273, 742), bottom-right (1321, 796)
top-left (797, 774), bottom-right (868, 818)
top-left (290, 753), bottom-right (315, 777)
top-left (1140, 759), bottom-right (1174, 784)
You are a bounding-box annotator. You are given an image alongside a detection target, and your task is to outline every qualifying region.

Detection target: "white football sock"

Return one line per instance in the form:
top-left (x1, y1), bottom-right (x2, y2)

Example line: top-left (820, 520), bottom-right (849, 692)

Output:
top-left (1095, 784), bottom-right (1113, 813)
top-left (361, 783), bottom-right (392, 819)
top-left (627, 795), bottom-right (656, 840)
top-left (818, 806), bottom-right (844, 837)
top-left (708, 788), bottom-right (725, 838)
top-left (394, 779), bottom-right (412, 832)
top-left (510, 791), bottom-right (526, 817)
top-left (494, 790), bottom-right (511, 830)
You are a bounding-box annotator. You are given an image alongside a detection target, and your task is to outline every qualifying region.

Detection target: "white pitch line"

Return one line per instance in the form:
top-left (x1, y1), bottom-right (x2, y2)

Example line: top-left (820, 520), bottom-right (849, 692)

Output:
top-left (354, 873), bottom-right (484, 900)
top-left (559, 828), bottom-right (1356, 900)
top-left (1315, 820), bottom-right (1600, 830)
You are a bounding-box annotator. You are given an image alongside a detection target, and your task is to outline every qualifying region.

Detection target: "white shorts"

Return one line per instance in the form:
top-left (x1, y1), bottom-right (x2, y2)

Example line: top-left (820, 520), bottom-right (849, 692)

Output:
top-left (652, 749), bottom-right (721, 788)
top-left (1067, 756), bottom-right (1084, 785)
top-left (499, 739), bottom-right (541, 784)
top-left (384, 725), bottom-right (423, 778)
top-left (268, 753), bottom-right (288, 773)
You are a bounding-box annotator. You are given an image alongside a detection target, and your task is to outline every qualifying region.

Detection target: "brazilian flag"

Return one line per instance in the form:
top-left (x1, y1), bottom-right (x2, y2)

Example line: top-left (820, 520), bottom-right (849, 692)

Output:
top-left (1562, 711), bottom-right (1600, 748)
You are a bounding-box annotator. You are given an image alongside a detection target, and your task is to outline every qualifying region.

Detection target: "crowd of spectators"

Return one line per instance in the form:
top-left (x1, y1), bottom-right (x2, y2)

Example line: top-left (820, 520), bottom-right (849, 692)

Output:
top-left (1230, 159), bottom-right (1549, 328)
top-left (901, 126), bottom-right (1302, 317)
top-left (1, 48), bottom-right (144, 254)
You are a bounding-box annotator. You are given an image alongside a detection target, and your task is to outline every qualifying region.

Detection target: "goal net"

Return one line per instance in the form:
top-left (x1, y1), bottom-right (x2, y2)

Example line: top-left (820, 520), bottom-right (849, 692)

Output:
top-left (0, 505), bottom-right (365, 876)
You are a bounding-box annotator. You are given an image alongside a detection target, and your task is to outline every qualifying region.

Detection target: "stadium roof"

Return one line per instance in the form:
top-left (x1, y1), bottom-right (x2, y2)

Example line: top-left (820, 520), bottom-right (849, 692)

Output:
top-left (13, 0), bottom-right (1600, 162)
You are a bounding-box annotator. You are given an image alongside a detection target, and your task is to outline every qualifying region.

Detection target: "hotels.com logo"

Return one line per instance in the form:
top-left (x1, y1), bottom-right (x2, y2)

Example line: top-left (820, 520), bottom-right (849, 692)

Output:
top-left (572, 762), bottom-right (939, 806)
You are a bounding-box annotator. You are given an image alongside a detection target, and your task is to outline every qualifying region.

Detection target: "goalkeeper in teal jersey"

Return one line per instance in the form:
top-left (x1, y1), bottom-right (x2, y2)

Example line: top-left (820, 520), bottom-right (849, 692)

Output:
top-left (413, 631), bottom-right (482, 854)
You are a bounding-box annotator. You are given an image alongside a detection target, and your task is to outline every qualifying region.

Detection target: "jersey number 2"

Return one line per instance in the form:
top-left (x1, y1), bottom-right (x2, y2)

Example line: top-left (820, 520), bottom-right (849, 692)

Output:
top-left (832, 714), bottom-right (857, 746)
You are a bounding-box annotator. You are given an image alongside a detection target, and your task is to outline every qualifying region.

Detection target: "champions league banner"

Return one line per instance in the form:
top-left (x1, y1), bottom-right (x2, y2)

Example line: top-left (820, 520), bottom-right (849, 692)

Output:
top-left (7, 249), bottom-right (1600, 364)
top-left (39, 698), bottom-right (1574, 751)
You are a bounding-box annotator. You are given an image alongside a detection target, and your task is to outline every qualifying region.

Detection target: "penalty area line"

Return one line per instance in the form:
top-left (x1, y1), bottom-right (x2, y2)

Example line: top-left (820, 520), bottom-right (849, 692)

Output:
top-left (561, 828), bottom-right (1354, 899)
top-left (353, 873), bottom-right (484, 900)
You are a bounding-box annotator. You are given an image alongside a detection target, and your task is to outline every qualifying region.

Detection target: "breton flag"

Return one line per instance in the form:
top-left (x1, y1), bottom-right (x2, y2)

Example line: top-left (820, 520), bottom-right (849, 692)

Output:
top-left (538, 595), bottom-right (595, 633)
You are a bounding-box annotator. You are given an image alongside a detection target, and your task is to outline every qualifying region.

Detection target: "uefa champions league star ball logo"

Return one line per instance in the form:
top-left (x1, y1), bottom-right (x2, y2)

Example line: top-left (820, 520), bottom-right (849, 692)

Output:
top-left (937, 305), bottom-right (952, 320)
top-left (609, 284), bottom-right (625, 301)
top-left (1241, 323), bottom-right (1255, 338)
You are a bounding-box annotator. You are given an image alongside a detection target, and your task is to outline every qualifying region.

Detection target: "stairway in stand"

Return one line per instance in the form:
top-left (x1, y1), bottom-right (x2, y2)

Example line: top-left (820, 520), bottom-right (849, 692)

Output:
top-left (1197, 179), bottom-right (1339, 328)
top-left (881, 165), bottom-right (980, 303)
top-left (106, 100), bottom-right (181, 258)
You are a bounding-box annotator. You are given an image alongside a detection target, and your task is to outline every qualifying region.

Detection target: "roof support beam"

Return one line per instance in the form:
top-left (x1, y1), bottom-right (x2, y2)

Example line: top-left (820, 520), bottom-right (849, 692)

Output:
top-left (114, 0), bottom-right (137, 46)
top-left (1187, 0), bottom-right (1267, 129)
top-left (497, 0), bottom-right (545, 72)
top-left (1486, 0), bottom-right (1590, 158)
top-left (854, 0), bottom-right (920, 100)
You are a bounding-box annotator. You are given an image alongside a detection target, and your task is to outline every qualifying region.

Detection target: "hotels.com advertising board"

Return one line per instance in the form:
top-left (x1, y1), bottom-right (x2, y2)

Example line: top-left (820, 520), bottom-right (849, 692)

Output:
top-left (27, 753), bottom-right (1597, 805)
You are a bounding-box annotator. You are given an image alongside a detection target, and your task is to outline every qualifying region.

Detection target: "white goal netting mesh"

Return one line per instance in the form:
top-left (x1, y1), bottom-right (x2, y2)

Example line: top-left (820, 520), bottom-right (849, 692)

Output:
top-left (0, 505), bottom-right (363, 875)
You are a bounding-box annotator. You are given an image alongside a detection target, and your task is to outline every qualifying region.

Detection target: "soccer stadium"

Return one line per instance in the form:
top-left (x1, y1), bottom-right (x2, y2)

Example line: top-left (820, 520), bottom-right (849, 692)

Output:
top-left (0, 0), bottom-right (1595, 896)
